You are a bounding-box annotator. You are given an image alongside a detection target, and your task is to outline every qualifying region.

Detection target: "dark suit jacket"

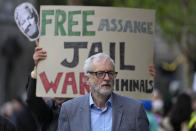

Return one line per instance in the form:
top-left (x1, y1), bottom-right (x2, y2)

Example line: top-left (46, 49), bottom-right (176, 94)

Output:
top-left (0, 115), bottom-right (16, 131)
top-left (26, 77), bottom-right (60, 131)
top-left (58, 93), bottom-right (149, 131)
top-left (11, 104), bottom-right (40, 131)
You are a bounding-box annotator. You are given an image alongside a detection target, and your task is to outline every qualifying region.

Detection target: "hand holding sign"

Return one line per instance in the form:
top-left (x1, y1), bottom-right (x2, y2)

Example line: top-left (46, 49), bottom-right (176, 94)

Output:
top-left (33, 47), bottom-right (47, 66)
top-left (14, 2), bottom-right (40, 45)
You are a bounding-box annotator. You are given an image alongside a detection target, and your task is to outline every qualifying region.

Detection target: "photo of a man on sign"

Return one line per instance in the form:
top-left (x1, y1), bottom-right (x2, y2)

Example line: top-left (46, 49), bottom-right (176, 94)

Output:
top-left (14, 2), bottom-right (40, 41)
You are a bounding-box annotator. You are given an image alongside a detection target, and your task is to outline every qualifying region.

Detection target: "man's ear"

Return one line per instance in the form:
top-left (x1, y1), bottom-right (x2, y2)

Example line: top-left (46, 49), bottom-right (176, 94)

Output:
top-left (83, 75), bottom-right (90, 85)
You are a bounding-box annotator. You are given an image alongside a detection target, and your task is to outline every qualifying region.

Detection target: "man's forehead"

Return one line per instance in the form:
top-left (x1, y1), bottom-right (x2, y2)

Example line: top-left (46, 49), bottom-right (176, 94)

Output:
top-left (92, 58), bottom-right (114, 70)
top-left (92, 57), bottom-right (109, 64)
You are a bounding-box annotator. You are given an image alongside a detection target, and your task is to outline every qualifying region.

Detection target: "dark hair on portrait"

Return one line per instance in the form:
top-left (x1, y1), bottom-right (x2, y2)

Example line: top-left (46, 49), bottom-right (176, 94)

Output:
top-left (15, 4), bottom-right (38, 26)
top-left (24, 5), bottom-right (38, 23)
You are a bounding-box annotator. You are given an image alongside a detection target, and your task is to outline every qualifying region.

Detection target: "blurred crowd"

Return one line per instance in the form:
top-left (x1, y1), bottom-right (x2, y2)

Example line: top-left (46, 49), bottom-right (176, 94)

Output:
top-left (1, 87), bottom-right (196, 131)
top-left (141, 89), bottom-right (196, 131)
top-left (0, 94), bottom-right (40, 131)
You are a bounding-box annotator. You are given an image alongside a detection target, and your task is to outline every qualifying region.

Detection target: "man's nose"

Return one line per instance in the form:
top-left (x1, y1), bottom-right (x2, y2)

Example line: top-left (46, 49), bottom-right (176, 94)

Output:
top-left (103, 73), bottom-right (110, 80)
top-left (29, 18), bottom-right (35, 24)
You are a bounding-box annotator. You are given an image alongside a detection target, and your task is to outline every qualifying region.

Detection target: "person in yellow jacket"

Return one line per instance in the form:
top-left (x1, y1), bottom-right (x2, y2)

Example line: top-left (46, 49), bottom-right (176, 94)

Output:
top-left (188, 112), bottom-right (196, 131)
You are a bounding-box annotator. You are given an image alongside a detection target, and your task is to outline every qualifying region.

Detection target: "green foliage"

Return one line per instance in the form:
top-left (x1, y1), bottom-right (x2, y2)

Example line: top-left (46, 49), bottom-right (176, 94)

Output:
top-left (111, 0), bottom-right (196, 43)
top-left (112, 0), bottom-right (196, 61)
top-left (38, 0), bottom-right (196, 59)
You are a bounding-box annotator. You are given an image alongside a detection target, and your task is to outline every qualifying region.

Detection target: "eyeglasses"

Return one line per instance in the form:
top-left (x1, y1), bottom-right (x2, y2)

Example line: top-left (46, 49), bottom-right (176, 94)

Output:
top-left (88, 71), bottom-right (118, 79)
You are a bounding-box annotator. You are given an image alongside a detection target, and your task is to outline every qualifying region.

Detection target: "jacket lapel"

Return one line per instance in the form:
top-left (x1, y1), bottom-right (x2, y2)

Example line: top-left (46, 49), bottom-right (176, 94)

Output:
top-left (111, 93), bottom-right (123, 131)
top-left (79, 94), bottom-right (91, 131)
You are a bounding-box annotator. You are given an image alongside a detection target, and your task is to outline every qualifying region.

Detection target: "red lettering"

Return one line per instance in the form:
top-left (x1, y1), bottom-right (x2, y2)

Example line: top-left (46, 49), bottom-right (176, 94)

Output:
top-left (39, 72), bottom-right (63, 93)
top-left (79, 72), bottom-right (90, 94)
top-left (62, 72), bottom-right (77, 94)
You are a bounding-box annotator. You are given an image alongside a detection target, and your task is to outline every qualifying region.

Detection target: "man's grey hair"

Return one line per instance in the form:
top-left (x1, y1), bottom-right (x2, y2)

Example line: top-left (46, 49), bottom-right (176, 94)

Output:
top-left (83, 53), bottom-right (115, 75)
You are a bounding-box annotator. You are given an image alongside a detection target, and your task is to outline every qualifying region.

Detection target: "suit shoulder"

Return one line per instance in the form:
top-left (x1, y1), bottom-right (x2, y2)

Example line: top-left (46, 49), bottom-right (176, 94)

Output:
top-left (61, 94), bottom-right (89, 108)
top-left (114, 93), bottom-right (142, 107)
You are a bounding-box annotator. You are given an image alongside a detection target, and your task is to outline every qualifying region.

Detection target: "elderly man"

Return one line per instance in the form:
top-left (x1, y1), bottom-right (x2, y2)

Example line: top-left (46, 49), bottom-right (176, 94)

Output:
top-left (58, 53), bottom-right (155, 131)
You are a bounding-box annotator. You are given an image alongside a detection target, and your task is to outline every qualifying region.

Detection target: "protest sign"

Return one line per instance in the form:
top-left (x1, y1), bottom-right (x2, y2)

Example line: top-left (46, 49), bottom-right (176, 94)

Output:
top-left (37, 6), bottom-right (155, 100)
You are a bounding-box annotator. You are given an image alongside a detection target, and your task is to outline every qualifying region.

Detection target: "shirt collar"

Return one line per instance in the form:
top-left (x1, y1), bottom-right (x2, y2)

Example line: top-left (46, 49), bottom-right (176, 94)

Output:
top-left (89, 93), bottom-right (112, 108)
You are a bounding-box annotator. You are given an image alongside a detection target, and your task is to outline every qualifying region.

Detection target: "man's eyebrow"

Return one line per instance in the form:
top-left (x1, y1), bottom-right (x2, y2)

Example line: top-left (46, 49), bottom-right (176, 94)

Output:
top-left (96, 70), bottom-right (114, 72)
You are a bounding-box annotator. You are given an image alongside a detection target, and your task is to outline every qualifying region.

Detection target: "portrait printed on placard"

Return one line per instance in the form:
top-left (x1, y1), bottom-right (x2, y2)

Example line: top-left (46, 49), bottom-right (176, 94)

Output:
top-left (14, 2), bottom-right (40, 41)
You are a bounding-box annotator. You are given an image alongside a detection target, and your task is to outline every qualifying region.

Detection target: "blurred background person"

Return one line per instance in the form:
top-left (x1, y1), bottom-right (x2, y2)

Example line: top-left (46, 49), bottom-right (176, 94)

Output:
top-left (142, 100), bottom-right (158, 131)
top-left (0, 115), bottom-right (16, 131)
top-left (10, 97), bottom-right (40, 131)
top-left (152, 89), bottom-right (164, 125)
top-left (188, 93), bottom-right (196, 131)
top-left (1, 102), bottom-right (14, 120)
top-left (159, 92), bottom-right (192, 131)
